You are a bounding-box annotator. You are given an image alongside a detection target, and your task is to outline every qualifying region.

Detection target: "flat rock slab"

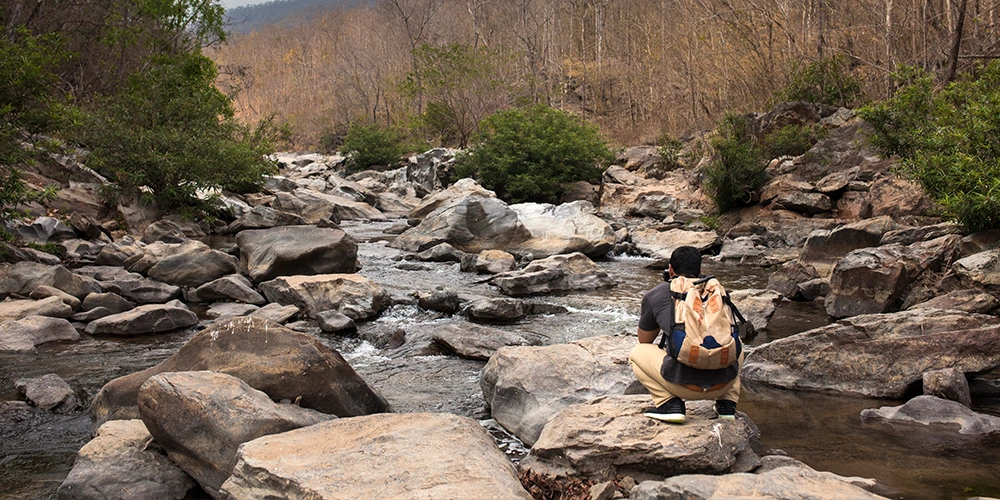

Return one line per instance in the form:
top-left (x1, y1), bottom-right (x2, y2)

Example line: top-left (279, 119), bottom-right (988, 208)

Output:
top-left (258, 274), bottom-right (389, 320)
top-left (630, 228), bottom-right (721, 260)
top-left (743, 309), bottom-right (1000, 397)
top-left (431, 321), bottom-right (529, 360)
top-left (524, 395), bottom-right (761, 479)
top-left (860, 395), bottom-right (1000, 435)
top-left (56, 419), bottom-right (198, 500)
top-left (84, 304), bottom-right (198, 336)
top-left (0, 315), bottom-right (78, 352)
top-left (219, 413), bottom-right (531, 500)
top-left (0, 296), bottom-right (73, 322)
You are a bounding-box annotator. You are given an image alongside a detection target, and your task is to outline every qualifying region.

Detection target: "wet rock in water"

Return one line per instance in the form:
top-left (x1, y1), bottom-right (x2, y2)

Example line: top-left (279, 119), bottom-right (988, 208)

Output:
top-left (0, 261), bottom-right (92, 300)
top-left (416, 286), bottom-right (460, 314)
top-left (105, 278), bottom-right (181, 304)
top-left (392, 189), bottom-right (533, 254)
top-left (431, 321), bottom-right (529, 360)
top-left (481, 335), bottom-right (641, 446)
top-left (218, 413), bottom-right (531, 500)
top-left (465, 297), bottom-right (526, 323)
top-left (728, 289), bottom-right (781, 330)
top-left (56, 419), bottom-right (199, 500)
top-left (908, 289), bottom-right (999, 314)
top-left (29, 285), bottom-right (81, 310)
top-left (799, 216), bottom-right (901, 278)
top-left (630, 228), bottom-right (721, 260)
top-left (923, 367), bottom-right (972, 407)
top-left (825, 235), bottom-right (962, 318)
top-left (415, 242), bottom-right (465, 262)
top-left (236, 225), bottom-right (358, 283)
top-left (195, 274), bottom-right (266, 305)
top-left (491, 252), bottom-right (617, 296)
top-left (0, 297), bottom-right (73, 322)
top-left (145, 242), bottom-right (240, 288)
top-left (0, 315), bottom-right (79, 352)
top-left (797, 278), bottom-right (831, 301)
top-left (248, 303), bottom-right (300, 324)
top-left (226, 205), bottom-right (309, 233)
top-left (475, 249), bottom-right (517, 274)
top-left (752, 455), bottom-right (889, 495)
top-left (84, 303), bottom-right (198, 336)
top-left (952, 249), bottom-right (1000, 293)
top-left (81, 292), bottom-right (134, 313)
top-left (15, 373), bottom-right (78, 413)
top-left (766, 260), bottom-right (820, 301)
top-left (259, 274), bottom-right (390, 321)
top-left (316, 309), bottom-right (356, 333)
top-left (206, 302), bottom-right (259, 321)
top-left (140, 220), bottom-right (187, 244)
top-left (509, 201), bottom-right (616, 259)
top-left (137, 371), bottom-right (333, 497)
top-left (742, 309), bottom-right (1000, 398)
top-left (630, 458), bottom-right (891, 500)
top-left (522, 395), bottom-right (760, 478)
top-left (860, 395), bottom-right (1000, 436)
top-left (90, 316), bottom-right (391, 431)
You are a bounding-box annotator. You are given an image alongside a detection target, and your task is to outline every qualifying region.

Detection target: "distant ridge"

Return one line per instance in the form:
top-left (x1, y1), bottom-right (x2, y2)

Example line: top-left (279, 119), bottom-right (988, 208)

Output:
top-left (226, 0), bottom-right (372, 35)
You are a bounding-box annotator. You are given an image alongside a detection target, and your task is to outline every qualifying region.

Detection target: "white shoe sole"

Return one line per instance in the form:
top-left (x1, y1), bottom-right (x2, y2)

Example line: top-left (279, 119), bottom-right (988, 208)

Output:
top-left (716, 414), bottom-right (736, 420)
top-left (644, 412), bottom-right (685, 424)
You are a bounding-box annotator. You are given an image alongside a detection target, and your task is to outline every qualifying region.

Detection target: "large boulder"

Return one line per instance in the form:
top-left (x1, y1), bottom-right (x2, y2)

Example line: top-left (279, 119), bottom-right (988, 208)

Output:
top-left (95, 236), bottom-right (145, 267)
top-left (523, 395), bottom-right (760, 478)
top-left (0, 315), bottom-right (78, 352)
top-left (406, 177), bottom-right (496, 224)
top-left (290, 187), bottom-right (386, 222)
top-left (89, 316), bottom-right (390, 430)
top-left (800, 216), bottom-right (901, 278)
top-left (923, 367), bottom-right (972, 407)
top-left (104, 278), bottom-right (181, 304)
top-left (728, 289), bottom-right (782, 330)
top-left (868, 175), bottom-right (936, 218)
top-left (236, 226), bottom-right (358, 283)
top-left (630, 228), bottom-right (721, 260)
top-left (219, 413), bottom-right (531, 500)
top-left (15, 373), bottom-right (78, 413)
top-left (431, 322), bottom-right (529, 360)
top-left (766, 260), bottom-right (821, 300)
top-left (145, 241), bottom-right (240, 288)
top-left (392, 190), bottom-right (533, 254)
top-left (492, 252), bottom-right (617, 296)
top-left (0, 296), bottom-right (73, 322)
top-left (194, 274), bottom-right (266, 305)
top-left (56, 419), bottom-right (199, 500)
top-left (742, 309), bottom-right (1000, 397)
top-left (825, 235), bottom-right (962, 318)
top-left (952, 249), bottom-right (1000, 293)
top-left (137, 371), bottom-right (333, 497)
top-left (508, 201), bottom-right (616, 258)
top-left (84, 304), bottom-right (198, 336)
top-left (258, 274), bottom-right (389, 320)
top-left (908, 289), bottom-right (999, 314)
top-left (860, 395), bottom-right (1000, 436)
top-left (0, 262), bottom-right (91, 300)
top-left (226, 205), bottom-right (308, 233)
top-left (480, 335), bottom-right (641, 446)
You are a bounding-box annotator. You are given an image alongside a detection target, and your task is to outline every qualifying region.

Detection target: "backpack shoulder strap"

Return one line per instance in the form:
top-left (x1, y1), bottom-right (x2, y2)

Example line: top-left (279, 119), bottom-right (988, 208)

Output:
top-left (722, 294), bottom-right (759, 343)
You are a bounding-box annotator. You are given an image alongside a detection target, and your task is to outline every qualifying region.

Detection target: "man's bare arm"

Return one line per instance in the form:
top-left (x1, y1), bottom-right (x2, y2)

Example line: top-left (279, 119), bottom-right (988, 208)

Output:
top-left (637, 327), bottom-right (659, 344)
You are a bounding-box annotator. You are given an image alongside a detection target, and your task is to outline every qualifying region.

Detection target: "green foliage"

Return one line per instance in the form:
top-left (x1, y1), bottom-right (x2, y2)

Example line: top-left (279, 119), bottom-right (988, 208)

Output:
top-left (656, 134), bottom-right (683, 166)
top-left (704, 114), bottom-right (767, 214)
top-left (457, 105), bottom-right (614, 204)
top-left (341, 123), bottom-right (408, 172)
top-left (760, 124), bottom-right (826, 159)
top-left (68, 51), bottom-right (279, 213)
top-left (860, 63), bottom-right (1000, 232)
top-left (780, 56), bottom-right (864, 108)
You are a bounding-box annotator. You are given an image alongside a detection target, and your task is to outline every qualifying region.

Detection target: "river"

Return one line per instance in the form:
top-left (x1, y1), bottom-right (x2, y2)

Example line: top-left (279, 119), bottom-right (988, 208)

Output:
top-left (1, 220), bottom-right (998, 499)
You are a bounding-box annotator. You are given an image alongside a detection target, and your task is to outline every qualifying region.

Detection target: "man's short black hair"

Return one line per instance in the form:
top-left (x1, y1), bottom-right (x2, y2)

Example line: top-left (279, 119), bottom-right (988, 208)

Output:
top-left (669, 246), bottom-right (702, 277)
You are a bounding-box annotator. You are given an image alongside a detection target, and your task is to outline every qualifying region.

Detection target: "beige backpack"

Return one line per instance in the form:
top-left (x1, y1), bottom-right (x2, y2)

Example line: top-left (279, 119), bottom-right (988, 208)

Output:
top-left (659, 275), bottom-right (746, 370)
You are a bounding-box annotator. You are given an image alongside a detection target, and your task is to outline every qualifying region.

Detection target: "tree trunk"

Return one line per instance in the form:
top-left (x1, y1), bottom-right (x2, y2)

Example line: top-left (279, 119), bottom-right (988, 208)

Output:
top-left (945, 0), bottom-right (969, 82)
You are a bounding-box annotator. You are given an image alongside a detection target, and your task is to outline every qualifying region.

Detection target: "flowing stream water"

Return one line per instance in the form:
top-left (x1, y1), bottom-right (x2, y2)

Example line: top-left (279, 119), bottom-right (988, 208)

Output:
top-left (1, 220), bottom-right (998, 499)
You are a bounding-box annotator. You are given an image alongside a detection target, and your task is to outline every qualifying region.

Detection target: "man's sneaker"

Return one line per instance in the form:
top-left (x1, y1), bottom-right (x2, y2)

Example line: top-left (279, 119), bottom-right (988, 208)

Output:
top-left (715, 399), bottom-right (737, 420)
top-left (644, 398), bottom-right (685, 424)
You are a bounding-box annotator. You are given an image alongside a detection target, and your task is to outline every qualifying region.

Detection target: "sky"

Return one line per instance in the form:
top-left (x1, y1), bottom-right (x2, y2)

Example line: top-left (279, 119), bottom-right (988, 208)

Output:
top-left (220, 0), bottom-right (266, 9)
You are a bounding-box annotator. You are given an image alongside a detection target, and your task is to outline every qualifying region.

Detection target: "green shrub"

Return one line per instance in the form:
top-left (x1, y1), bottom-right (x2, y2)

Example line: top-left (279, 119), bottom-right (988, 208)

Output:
top-left (780, 56), bottom-right (864, 108)
top-left (704, 114), bottom-right (767, 214)
top-left (457, 105), bottom-right (614, 204)
top-left (760, 124), bottom-right (826, 159)
top-left (341, 123), bottom-right (408, 172)
top-left (860, 63), bottom-right (1000, 232)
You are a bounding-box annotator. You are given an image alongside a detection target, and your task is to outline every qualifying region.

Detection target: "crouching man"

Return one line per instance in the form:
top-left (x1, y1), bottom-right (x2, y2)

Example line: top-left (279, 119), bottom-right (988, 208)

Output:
top-left (628, 246), bottom-right (743, 424)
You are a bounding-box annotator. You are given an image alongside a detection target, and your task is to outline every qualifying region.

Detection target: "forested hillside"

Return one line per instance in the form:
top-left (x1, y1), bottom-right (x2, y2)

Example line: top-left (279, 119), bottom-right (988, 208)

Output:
top-left (226, 0), bottom-right (373, 34)
top-left (211, 0), bottom-right (996, 148)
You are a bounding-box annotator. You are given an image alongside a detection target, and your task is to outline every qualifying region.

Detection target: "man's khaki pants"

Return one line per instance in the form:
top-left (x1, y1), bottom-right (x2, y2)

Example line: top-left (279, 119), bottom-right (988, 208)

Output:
top-left (628, 343), bottom-right (741, 407)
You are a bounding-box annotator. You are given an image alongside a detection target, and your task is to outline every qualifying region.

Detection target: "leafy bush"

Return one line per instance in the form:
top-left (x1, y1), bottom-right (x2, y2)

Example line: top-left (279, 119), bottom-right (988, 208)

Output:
top-left (457, 105), bottom-right (614, 204)
top-left (704, 114), bottom-right (767, 214)
top-left (760, 124), bottom-right (826, 159)
top-left (859, 63), bottom-right (1000, 232)
top-left (341, 123), bottom-right (409, 172)
top-left (780, 56), bottom-right (864, 108)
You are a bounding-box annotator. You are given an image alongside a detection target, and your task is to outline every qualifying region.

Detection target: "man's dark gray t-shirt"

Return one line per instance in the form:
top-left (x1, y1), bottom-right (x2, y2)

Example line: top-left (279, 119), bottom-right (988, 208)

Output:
top-left (638, 281), bottom-right (739, 387)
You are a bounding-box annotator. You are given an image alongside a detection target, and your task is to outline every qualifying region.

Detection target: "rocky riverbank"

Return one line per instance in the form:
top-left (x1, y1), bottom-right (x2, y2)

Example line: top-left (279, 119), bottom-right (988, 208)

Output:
top-left (2, 103), bottom-right (1000, 499)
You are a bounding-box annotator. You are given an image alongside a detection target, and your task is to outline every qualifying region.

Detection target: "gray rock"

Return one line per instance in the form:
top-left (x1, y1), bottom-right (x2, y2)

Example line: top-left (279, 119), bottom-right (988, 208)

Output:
top-left (406, 177), bottom-right (497, 224)
top-left (219, 413), bottom-right (530, 500)
top-left (248, 303), bottom-right (300, 324)
top-left (15, 217), bottom-right (77, 244)
top-left (861, 395), bottom-right (1000, 435)
top-left (84, 304), bottom-right (198, 336)
top-left (475, 249), bottom-right (517, 274)
top-left (94, 236), bottom-right (145, 267)
top-left (67, 212), bottom-right (106, 240)
top-left (106, 278), bottom-right (181, 304)
top-left (29, 285), bottom-right (81, 310)
top-left (481, 335), bottom-right (641, 446)
top-left (466, 297), bottom-right (526, 323)
top-left (630, 228), bottom-right (721, 261)
top-left (923, 367), bottom-right (972, 407)
top-left (728, 289), bottom-right (782, 330)
top-left (416, 287), bottom-right (460, 314)
top-left (258, 274), bottom-right (389, 321)
top-left (431, 322), bottom-right (529, 360)
top-left (236, 225), bottom-right (358, 283)
top-left (869, 175), bottom-right (936, 219)
top-left (509, 201), bottom-right (616, 259)
top-left (880, 222), bottom-right (965, 246)
top-left (71, 307), bottom-right (113, 322)
top-left (952, 249), bottom-right (1000, 293)
top-left (766, 260), bottom-right (820, 300)
top-left (137, 371), bottom-right (333, 497)
top-left (81, 292), bottom-right (134, 313)
top-left (492, 252), bottom-right (617, 296)
top-left (0, 261), bottom-right (91, 300)
top-left (800, 216), bottom-right (901, 278)
top-left (206, 302), bottom-right (259, 321)
top-left (316, 309), bottom-right (356, 333)
top-left (416, 242), bottom-right (465, 263)
top-left (226, 205), bottom-right (309, 233)
top-left (56, 419), bottom-right (198, 500)
top-left (141, 220), bottom-right (187, 244)
top-left (0, 297), bottom-right (74, 323)
top-left (15, 373), bottom-right (78, 413)
top-left (146, 241), bottom-right (240, 288)
top-left (523, 395), bottom-right (760, 478)
top-left (798, 278), bottom-right (831, 301)
top-left (742, 309), bottom-right (1000, 398)
top-left (908, 289), bottom-right (999, 314)
top-left (195, 274), bottom-right (266, 305)
top-left (772, 191), bottom-right (832, 215)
